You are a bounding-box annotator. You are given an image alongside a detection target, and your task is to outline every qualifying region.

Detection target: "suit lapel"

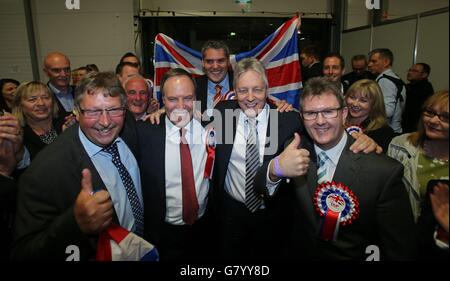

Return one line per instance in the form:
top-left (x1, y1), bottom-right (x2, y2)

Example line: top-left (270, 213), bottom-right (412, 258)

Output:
top-left (332, 136), bottom-right (359, 190)
top-left (156, 118), bottom-right (167, 211)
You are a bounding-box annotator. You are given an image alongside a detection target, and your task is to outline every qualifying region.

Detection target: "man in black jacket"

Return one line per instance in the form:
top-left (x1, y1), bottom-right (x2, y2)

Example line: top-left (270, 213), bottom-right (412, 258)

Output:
top-left (403, 63), bottom-right (435, 133)
top-left (12, 72), bottom-right (141, 260)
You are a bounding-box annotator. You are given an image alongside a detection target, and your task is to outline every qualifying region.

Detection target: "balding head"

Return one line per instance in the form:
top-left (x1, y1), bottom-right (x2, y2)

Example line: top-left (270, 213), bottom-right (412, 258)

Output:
top-left (43, 52), bottom-right (71, 91)
top-left (124, 75), bottom-right (150, 120)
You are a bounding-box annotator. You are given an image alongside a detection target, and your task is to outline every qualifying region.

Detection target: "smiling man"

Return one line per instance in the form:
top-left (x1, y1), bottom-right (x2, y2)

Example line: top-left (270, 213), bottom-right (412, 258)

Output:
top-left (195, 40), bottom-right (234, 116)
top-left (275, 77), bottom-right (417, 260)
top-left (124, 75), bottom-right (151, 121)
top-left (12, 72), bottom-right (143, 260)
top-left (43, 52), bottom-right (75, 121)
top-left (322, 53), bottom-right (349, 94)
top-left (212, 58), bottom-right (302, 260)
top-left (136, 68), bottom-right (213, 261)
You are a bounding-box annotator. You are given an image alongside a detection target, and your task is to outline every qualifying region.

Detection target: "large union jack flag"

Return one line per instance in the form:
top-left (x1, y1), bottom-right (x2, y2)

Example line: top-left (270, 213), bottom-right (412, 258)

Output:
top-left (154, 16), bottom-right (302, 108)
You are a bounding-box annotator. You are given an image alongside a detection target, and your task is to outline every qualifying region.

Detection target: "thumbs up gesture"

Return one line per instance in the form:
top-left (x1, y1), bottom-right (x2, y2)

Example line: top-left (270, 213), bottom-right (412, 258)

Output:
top-left (269, 133), bottom-right (310, 180)
top-left (74, 169), bottom-right (114, 234)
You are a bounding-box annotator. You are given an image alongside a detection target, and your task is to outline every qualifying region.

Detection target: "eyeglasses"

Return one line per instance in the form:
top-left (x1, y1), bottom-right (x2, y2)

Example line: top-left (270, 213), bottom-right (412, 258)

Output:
top-left (48, 67), bottom-right (71, 74)
top-left (236, 87), bottom-right (265, 95)
top-left (423, 108), bottom-right (449, 123)
top-left (301, 107), bottom-right (343, 121)
top-left (79, 107), bottom-right (125, 118)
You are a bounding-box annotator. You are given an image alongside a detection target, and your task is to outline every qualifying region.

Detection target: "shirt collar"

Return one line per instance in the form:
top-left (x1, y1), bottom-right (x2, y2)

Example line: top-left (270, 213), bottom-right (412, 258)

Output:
top-left (314, 132), bottom-right (348, 166)
top-left (240, 103), bottom-right (270, 124)
top-left (48, 82), bottom-right (70, 95)
top-left (165, 116), bottom-right (198, 136)
top-left (78, 127), bottom-right (122, 157)
top-left (208, 74), bottom-right (230, 90)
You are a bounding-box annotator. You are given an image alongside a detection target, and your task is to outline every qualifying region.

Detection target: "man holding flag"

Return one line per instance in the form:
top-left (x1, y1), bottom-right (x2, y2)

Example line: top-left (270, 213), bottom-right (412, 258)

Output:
top-left (150, 16), bottom-right (302, 124)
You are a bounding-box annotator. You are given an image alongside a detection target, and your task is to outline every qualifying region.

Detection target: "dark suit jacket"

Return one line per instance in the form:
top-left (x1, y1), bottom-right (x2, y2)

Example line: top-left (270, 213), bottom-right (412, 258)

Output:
top-left (212, 100), bottom-right (304, 216)
top-left (0, 175), bottom-right (16, 260)
top-left (195, 73), bottom-right (233, 114)
top-left (12, 114), bottom-right (139, 260)
top-left (136, 117), bottom-right (215, 257)
top-left (403, 79), bottom-right (434, 133)
top-left (288, 135), bottom-right (417, 260)
top-left (302, 62), bottom-right (323, 83)
top-left (135, 118), bottom-right (168, 246)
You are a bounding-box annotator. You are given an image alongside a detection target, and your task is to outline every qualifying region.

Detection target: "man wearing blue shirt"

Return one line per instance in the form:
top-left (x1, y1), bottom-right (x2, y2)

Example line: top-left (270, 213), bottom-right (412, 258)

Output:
top-left (12, 72), bottom-right (141, 260)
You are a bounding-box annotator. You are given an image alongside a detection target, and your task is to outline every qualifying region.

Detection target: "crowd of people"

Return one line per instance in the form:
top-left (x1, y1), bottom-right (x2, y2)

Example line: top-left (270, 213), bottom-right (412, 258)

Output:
top-left (0, 40), bottom-right (448, 261)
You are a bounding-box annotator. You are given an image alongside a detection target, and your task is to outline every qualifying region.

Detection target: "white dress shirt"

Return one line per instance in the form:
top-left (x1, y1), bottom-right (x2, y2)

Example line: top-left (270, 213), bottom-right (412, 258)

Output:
top-left (314, 132), bottom-right (348, 183)
top-left (225, 104), bottom-right (280, 205)
top-left (164, 117), bottom-right (209, 225)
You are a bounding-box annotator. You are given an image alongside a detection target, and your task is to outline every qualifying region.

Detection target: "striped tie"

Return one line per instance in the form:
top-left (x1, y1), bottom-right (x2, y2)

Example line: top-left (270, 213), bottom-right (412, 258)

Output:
top-left (213, 84), bottom-right (223, 103)
top-left (245, 118), bottom-right (262, 212)
top-left (317, 151), bottom-right (329, 184)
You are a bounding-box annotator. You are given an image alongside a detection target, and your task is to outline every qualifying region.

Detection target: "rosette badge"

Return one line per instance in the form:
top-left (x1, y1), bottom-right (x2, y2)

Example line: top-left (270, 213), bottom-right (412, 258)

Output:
top-left (314, 181), bottom-right (360, 241)
top-left (345, 125), bottom-right (363, 136)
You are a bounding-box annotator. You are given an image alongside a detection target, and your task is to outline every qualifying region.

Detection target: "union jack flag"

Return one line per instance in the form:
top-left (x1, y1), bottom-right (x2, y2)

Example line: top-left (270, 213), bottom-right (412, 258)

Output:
top-left (154, 16), bottom-right (302, 108)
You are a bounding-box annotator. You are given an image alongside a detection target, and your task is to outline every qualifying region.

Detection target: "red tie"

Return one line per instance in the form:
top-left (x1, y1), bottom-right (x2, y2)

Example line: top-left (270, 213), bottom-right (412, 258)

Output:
top-left (213, 84), bottom-right (223, 103)
top-left (180, 128), bottom-right (199, 225)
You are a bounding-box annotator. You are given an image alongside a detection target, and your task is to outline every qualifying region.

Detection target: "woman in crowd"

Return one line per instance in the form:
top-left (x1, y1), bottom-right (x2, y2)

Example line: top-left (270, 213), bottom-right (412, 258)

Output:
top-left (12, 81), bottom-right (72, 160)
top-left (345, 79), bottom-right (397, 152)
top-left (0, 78), bottom-right (20, 113)
top-left (388, 90), bottom-right (448, 259)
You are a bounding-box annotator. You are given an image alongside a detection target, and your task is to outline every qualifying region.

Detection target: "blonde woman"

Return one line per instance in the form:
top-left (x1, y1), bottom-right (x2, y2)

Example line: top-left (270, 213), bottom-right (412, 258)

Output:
top-left (388, 90), bottom-right (449, 221)
top-left (345, 79), bottom-right (397, 152)
top-left (12, 81), bottom-right (72, 160)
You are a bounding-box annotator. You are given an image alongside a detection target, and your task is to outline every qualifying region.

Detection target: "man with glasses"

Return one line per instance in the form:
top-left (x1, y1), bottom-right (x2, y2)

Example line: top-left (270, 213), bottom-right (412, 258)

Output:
top-left (12, 72), bottom-right (142, 260)
top-left (43, 52), bottom-right (75, 121)
top-left (263, 77), bottom-right (417, 260)
top-left (403, 63), bottom-right (435, 133)
top-left (213, 59), bottom-right (379, 261)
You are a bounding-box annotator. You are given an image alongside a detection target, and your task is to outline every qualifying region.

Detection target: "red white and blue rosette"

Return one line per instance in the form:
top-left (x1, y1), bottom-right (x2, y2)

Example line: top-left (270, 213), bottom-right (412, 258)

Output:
top-left (345, 125), bottom-right (363, 136)
top-left (313, 181), bottom-right (360, 241)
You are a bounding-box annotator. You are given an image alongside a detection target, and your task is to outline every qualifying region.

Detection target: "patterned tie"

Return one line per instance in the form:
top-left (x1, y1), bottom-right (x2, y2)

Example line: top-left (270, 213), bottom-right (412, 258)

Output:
top-left (317, 151), bottom-right (329, 184)
top-left (180, 128), bottom-right (199, 225)
top-left (245, 118), bottom-right (262, 212)
top-left (103, 142), bottom-right (144, 237)
top-left (213, 84), bottom-right (223, 103)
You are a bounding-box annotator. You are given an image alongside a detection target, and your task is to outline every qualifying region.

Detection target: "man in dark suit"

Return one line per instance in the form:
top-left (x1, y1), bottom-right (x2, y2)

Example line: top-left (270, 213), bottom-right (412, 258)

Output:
top-left (195, 40), bottom-right (234, 116)
top-left (137, 68), bottom-right (214, 261)
top-left (300, 46), bottom-right (323, 83)
top-left (43, 52), bottom-right (75, 123)
top-left (262, 77), bottom-right (417, 260)
top-left (211, 57), bottom-right (305, 261)
top-left (12, 72), bottom-right (141, 260)
top-left (403, 63), bottom-right (435, 133)
top-left (342, 54), bottom-right (375, 87)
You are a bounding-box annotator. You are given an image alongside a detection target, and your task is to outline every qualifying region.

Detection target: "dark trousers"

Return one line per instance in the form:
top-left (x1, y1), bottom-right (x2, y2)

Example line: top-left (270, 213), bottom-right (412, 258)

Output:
top-left (218, 192), bottom-right (290, 261)
top-left (158, 214), bottom-right (216, 261)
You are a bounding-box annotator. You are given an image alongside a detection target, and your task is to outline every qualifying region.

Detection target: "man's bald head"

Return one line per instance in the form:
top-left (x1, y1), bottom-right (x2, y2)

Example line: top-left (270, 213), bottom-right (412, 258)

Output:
top-left (124, 75), bottom-right (150, 119)
top-left (43, 52), bottom-right (71, 91)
